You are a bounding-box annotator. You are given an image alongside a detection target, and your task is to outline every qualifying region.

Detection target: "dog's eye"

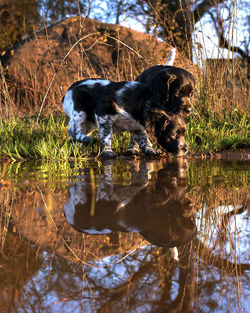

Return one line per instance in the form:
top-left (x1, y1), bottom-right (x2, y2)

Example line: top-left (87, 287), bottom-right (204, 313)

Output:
top-left (180, 86), bottom-right (193, 97)
top-left (179, 88), bottom-right (186, 96)
top-left (171, 132), bottom-right (177, 139)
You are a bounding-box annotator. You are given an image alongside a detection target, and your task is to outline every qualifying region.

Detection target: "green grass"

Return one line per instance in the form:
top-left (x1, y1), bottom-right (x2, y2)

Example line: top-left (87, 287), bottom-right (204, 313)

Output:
top-left (0, 115), bottom-right (130, 161)
top-left (186, 110), bottom-right (249, 153)
top-left (0, 109), bottom-right (249, 161)
top-left (0, 116), bottom-right (74, 161)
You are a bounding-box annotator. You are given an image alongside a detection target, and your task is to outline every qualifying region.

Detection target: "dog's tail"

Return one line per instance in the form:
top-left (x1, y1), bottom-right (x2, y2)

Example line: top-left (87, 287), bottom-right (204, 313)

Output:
top-left (166, 48), bottom-right (176, 66)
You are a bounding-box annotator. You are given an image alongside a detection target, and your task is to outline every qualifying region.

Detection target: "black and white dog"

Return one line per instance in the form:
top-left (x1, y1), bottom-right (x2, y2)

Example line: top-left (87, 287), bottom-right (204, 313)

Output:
top-left (136, 48), bottom-right (195, 116)
top-left (62, 79), bottom-right (188, 158)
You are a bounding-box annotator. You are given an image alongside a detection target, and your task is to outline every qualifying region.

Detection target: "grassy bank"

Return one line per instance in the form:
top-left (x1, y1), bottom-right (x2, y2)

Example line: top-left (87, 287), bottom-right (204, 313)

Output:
top-left (0, 109), bottom-right (248, 161)
top-left (186, 110), bottom-right (249, 153)
top-left (0, 115), bottom-right (131, 161)
top-left (0, 31), bottom-right (249, 161)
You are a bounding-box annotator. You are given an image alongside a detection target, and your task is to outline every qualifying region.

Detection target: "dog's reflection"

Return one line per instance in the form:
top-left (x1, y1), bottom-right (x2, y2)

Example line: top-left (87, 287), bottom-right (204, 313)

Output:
top-left (64, 159), bottom-right (196, 257)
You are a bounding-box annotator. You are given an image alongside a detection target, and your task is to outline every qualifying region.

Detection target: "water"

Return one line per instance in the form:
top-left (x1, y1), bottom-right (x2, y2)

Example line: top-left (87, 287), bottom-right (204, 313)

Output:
top-left (0, 158), bottom-right (249, 313)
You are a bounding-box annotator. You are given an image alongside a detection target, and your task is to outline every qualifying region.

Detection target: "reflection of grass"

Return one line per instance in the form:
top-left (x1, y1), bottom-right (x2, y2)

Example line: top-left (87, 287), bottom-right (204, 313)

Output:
top-left (187, 160), bottom-right (248, 224)
top-left (0, 190), bottom-right (12, 249)
top-left (187, 159), bottom-right (249, 189)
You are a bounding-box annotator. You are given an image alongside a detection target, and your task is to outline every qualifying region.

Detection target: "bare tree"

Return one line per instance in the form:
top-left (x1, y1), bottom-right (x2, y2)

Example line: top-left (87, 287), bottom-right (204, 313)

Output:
top-left (122, 0), bottom-right (249, 60)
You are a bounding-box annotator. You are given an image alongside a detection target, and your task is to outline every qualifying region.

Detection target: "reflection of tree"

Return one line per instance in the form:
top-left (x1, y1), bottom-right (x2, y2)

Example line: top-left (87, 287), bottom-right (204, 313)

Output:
top-left (160, 243), bottom-right (195, 313)
top-left (196, 204), bottom-right (250, 273)
top-left (96, 259), bottom-right (155, 312)
top-left (76, 242), bottom-right (196, 313)
top-left (197, 240), bottom-right (250, 273)
top-left (194, 202), bottom-right (249, 312)
top-left (0, 233), bottom-right (41, 312)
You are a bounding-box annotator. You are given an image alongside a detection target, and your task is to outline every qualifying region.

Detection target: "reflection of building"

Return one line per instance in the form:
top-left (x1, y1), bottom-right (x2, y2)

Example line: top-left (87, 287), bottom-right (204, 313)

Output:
top-left (64, 158), bottom-right (196, 255)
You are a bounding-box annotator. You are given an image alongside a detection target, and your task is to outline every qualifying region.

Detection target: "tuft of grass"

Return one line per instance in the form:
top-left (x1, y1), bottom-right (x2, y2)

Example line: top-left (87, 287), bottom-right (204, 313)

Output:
top-left (0, 115), bottom-right (132, 161)
top-left (186, 109), bottom-right (249, 153)
top-left (0, 115), bottom-right (80, 161)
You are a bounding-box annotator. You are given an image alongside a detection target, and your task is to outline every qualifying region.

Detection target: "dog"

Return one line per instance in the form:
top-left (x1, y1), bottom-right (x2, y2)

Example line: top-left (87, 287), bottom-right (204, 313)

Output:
top-left (135, 49), bottom-right (195, 116)
top-left (62, 78), bottom-right (188, 158)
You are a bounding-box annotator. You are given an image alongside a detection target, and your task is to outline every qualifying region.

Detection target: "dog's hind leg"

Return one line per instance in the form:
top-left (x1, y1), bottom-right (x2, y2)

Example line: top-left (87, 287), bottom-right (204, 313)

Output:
top-left (68, 111), bottom-right (96, 144)
top-left (96, 115), bottom-right (116, 158)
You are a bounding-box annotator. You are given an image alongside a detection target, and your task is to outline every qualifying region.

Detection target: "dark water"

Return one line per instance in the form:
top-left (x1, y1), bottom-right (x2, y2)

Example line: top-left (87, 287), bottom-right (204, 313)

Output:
top-left (0, 158), bottom-right (249, 313)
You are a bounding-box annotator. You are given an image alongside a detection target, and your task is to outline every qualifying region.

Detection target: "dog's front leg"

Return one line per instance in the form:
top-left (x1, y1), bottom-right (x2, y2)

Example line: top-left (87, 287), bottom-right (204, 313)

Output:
top-left (96, 115), bottom-right (116, 158)
top-left (132, 130), bottom-right (159, 156)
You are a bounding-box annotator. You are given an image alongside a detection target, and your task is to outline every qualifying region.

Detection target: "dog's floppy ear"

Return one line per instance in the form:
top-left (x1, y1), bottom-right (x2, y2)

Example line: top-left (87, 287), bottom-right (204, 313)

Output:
top-left (150, 71), bottom-right (177, 103)
top-left (144, 108), bottom-right (170, 144)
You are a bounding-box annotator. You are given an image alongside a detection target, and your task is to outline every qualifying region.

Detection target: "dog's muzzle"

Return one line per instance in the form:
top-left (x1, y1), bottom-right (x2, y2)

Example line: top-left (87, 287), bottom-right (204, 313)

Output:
top-left (181, 101), bottom-right (192, 115)
top-left (178, 141), bottom-right (188, 156)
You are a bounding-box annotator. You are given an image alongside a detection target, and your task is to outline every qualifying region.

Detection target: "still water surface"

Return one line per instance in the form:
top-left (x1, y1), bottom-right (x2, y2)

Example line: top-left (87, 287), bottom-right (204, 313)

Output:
top-left (0, 158), bottom-right (249, 313)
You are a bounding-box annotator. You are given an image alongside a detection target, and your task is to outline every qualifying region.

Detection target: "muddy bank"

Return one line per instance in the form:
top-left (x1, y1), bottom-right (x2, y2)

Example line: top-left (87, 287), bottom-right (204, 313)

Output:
top-left (103, 149), bottom-right (250, 162)
top-left (187, 149), bottom-right (250, 161)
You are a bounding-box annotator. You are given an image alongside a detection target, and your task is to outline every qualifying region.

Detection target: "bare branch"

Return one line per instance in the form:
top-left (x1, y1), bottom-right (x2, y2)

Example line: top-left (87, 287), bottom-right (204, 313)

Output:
top-left (207, 10), bottom-right (250, 60)
top-left (193, 0), bottom-right (224, 23)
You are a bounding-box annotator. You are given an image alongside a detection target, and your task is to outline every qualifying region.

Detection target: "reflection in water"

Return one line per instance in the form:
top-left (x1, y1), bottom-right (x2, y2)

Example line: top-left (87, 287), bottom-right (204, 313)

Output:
top-left (0, 158), bottom-right (249, 313)
top-left (63, 159), bottom-right (197, 312)
top-left (64, 159), bottom-right (196, 258)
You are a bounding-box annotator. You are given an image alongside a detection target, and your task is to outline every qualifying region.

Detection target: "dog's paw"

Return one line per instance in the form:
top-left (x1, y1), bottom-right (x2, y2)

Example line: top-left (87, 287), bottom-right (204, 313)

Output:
top-left (124, 147), bottom-right (140, 156)
top-left (71, 135), bottom-right (97, 145)
top-left (143, 147), bottom-right (161, 156)
top-left (101, 150), bottom-right (116, 159)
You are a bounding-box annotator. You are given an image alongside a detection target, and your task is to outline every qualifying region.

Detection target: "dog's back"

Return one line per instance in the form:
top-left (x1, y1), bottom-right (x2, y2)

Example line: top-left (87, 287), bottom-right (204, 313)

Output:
top-left (63, 79), bottom-right (155, 123)
top-left (136, 65), bottom-right (194, 88)
top-left (135, 65), bottom-right (195, 116)
top-left (63, 79), bottom-right (120, 120)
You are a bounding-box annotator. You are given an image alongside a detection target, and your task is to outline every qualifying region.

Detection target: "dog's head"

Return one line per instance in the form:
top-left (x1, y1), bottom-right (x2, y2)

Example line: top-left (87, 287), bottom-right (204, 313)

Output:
top-left (136, 65), bottom-right (195, 116)
top-left (145, 108), bottom-right (188, 156)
